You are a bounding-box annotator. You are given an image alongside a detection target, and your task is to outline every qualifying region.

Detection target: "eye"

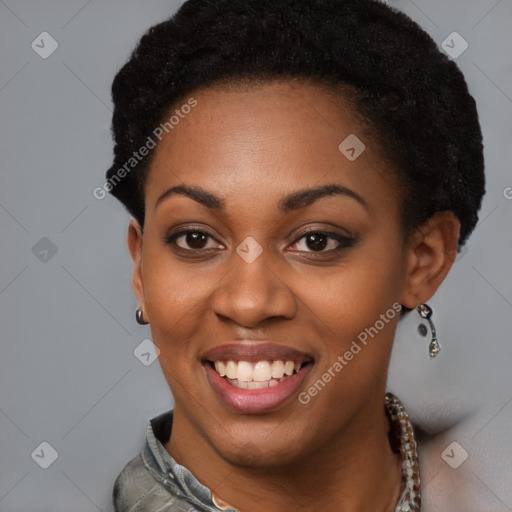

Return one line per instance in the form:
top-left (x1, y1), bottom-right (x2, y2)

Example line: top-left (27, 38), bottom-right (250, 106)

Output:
top-left (289, 231), bottom-right (355, 253)
top-left (165, 230), bottom-right (224, 251)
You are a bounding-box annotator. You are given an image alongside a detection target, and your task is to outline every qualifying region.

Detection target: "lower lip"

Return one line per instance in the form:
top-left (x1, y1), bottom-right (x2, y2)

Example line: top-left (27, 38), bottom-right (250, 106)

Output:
top-left (204, 363), bottom-right (312, 414)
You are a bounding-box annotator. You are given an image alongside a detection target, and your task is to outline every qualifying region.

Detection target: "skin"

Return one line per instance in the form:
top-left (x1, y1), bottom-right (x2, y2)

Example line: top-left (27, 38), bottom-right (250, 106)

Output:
top-left (127, 80), bottom-right (460, 512)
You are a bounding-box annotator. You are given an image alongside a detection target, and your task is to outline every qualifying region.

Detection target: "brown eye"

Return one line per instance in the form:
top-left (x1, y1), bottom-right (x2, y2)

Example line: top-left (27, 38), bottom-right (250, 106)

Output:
top-left (290, 231), bottom-right (354, 253)
top-left (304, 233), bottom-right (328, 251)
top-left (165, 230), bottom-right (223, 251)
top-left (181, 232), bottom-right (208, 249)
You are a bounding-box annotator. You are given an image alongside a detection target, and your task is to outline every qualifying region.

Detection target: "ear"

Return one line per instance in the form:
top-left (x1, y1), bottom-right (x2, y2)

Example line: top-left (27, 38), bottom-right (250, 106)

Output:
top-left (401, 211), bottom-right (461, 308)
top-left (127, 218), bottom-right (145, 309)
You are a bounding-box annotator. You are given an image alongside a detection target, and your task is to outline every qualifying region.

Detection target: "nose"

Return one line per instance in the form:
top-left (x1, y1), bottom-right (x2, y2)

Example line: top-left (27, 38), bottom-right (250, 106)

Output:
top-left (212, 248), bottom-right (297, 328)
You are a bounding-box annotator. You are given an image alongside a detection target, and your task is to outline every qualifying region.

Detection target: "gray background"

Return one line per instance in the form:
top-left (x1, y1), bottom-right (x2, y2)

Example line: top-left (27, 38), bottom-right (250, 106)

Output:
top-left (0, 1), bottom-right (510, 510)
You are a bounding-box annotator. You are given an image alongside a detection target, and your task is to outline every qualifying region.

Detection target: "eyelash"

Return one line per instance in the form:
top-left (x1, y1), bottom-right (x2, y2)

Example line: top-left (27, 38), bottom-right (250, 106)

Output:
top-left (164, 228), bottom-right (356, 255)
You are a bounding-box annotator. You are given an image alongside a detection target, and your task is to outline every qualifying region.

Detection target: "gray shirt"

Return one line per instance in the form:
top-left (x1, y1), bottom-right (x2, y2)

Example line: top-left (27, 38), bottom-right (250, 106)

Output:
top-left (113, 411), bottom-right (232, 512)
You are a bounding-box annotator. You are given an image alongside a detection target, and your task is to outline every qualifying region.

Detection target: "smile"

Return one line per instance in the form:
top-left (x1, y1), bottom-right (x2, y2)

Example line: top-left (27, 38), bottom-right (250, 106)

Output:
top-left (212, 360), bottom-right (306, 389)
top-left (202, 342), bottom-right (314, 413)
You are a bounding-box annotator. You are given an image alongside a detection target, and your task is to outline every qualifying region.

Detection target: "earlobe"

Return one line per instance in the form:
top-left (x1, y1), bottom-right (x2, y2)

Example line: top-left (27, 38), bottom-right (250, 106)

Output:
top-left (127, 218), bottom-right (145, 308)
top-left (401, 211), bottom-right (461, 308)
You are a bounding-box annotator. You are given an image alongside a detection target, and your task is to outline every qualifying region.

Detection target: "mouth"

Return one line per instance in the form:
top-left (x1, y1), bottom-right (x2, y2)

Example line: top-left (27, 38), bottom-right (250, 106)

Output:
top-left (209, 359), bottom-right (309, 389)
top-left (202, 343), bottom-right (314, 414)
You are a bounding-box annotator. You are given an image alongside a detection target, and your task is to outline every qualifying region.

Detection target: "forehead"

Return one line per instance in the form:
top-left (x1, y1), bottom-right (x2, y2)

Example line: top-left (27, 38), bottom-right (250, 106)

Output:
top-left (144, 80), bottom-right (401, 214)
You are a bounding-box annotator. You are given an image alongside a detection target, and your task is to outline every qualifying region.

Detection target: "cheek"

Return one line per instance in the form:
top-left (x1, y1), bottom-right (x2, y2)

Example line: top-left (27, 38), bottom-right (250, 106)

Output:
top-left (140, 243), bottom-right (221, 356)
top-left (142, 229), bottom-right (222, 305)
top-left (292, 243), bottom-right (405, 381)
top-left (297, 250), bottom-right (403, 331)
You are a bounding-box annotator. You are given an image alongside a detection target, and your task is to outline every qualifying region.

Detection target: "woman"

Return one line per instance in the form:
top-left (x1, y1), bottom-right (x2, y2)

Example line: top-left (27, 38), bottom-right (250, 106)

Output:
top-left (107, 0), bottom-right (484, 510)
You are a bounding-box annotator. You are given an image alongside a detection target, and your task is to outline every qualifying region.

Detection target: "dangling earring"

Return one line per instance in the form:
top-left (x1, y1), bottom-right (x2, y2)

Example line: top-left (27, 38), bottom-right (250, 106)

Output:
top-left (135, 306), bottom-right (148, 325)
top-left (417, 303), bottom-right (440, 358)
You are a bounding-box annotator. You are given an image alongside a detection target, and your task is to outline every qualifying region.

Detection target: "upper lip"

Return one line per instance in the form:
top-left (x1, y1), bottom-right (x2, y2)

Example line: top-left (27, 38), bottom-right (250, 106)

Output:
top-left (202, 341), bottom-right (314, 364)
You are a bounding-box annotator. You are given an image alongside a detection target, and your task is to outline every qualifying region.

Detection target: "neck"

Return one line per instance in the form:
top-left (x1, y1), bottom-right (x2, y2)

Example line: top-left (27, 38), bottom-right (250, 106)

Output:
top-left (166, 394), bottom-right (402, 512)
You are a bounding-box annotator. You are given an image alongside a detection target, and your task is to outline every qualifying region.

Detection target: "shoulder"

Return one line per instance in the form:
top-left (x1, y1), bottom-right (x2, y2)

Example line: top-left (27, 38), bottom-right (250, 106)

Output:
top-left (112, 452), bottom-right (192, 512)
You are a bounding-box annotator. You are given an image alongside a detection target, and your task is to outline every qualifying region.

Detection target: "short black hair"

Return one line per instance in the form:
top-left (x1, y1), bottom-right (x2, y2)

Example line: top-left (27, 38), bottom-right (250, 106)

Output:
top-left (106, 0), bottom-right (485, 247)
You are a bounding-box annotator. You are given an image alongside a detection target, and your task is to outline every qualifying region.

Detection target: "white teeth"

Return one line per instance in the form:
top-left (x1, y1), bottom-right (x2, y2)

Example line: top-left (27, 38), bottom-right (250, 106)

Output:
top-left (225, 360), bottom-right (238, 379)
top-left (229, 378), bottom-right (280, 389)
top-left (253, 361), bottom-right (272, 381)
top-left (214, 361), bottom-right (226, 377)
top-left (213, 359), bottom-right (305, 387)
top-left (237, 361), bottom-right (253, 381)
top-left (271, 360), bottom-right (284, 378)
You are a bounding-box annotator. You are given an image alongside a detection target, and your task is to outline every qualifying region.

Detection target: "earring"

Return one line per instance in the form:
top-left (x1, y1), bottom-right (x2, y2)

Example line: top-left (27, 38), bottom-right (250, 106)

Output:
top-left (417, 303), bottom-right (440, 359)
top-left (135, 306), bottom-right (148, 325)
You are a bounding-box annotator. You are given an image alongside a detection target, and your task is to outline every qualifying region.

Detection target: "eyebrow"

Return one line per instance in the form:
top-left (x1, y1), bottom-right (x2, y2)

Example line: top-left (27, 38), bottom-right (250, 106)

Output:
top-left (155, 183), bottom-right (368, 212)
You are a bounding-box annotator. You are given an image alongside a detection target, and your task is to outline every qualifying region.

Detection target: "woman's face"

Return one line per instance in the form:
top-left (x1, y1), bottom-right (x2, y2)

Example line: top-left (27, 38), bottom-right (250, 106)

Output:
top-left (131, 81), bottom-right (416, 467)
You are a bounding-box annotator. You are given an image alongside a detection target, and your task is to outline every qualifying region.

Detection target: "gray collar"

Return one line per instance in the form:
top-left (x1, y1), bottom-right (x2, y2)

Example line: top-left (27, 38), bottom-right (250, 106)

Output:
top-left (140, 411), bottom-right (237, 511)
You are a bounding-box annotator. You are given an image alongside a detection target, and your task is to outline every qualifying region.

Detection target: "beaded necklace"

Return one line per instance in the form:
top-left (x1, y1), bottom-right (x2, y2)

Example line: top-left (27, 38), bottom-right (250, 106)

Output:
top-left (385, 392), bottom-right (422, 512)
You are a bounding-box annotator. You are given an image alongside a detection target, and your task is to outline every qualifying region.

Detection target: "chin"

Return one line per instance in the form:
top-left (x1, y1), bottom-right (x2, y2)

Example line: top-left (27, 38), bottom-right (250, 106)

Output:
top-left (217, 440), bottom-right (303, 470)
top-left (204, 417), bottom-right (314, 470)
